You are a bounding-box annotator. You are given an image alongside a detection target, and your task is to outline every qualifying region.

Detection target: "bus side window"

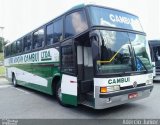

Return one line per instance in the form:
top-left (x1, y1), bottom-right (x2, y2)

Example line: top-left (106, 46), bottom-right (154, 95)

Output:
top-left (33, 28), bottom-right (45, 49)
top-left (6, 45), bottom-right (11, 57)
top-left (65, 10), bottom-right (88, 38)
top-left (16, 40), bottom-right (22, 53)
top-left (53, 19), bottom-right (63, 43)
top-left (23, 35), bottom-right (31, 52)
top-left (46, 23), bottom-right (54, 46)
top-left (11, 42), bottom-right (17, 55)
top-left (46, 19), bottom-right (63, 46)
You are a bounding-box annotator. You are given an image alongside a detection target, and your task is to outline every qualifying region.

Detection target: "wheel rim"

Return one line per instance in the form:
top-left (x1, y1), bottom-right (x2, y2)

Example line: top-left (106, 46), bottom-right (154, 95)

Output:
top-left (58, 87), bottom-right (62, 101)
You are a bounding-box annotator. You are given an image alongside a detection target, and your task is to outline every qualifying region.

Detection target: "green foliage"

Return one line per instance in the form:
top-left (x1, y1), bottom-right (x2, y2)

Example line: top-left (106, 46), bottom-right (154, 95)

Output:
top-left (0, 66), bottom-right (5, 75)
top-left (0, 37), bottom-right (3, 52)
top-left (0, 37), bottom-right (8, 53)
top-left (0, 53), bottom-right (3, 61)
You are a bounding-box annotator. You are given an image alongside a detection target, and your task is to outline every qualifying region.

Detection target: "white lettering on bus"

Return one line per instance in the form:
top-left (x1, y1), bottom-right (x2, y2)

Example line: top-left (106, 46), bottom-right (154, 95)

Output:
top-left (109, 14), bottom-right (131, 24)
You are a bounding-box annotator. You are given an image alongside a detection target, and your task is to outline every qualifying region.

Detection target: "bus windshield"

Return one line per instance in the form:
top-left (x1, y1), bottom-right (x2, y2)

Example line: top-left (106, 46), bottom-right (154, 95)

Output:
top-left (96, 30), bottom-right (152, 74)
top-left (88, 6), bottom-right (143, 32)
top-left (129, 33), bottom-right (152, 71)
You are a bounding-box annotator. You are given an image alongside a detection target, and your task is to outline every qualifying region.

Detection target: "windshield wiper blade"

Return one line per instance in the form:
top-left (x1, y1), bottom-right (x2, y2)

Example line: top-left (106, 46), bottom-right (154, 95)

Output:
top-left (131, 45), bottom-right (148, 73)
top-left (136, 57), bottom-right (148, 73)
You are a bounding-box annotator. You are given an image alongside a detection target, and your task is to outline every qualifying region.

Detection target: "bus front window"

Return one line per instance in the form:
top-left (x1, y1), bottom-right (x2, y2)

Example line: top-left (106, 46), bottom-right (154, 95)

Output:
top-left (95, 30), bottom-right (152, 75)
top-left (129, 33), bottom-right (152, 71)
top-left (96, 30), bottom-right (133, 74)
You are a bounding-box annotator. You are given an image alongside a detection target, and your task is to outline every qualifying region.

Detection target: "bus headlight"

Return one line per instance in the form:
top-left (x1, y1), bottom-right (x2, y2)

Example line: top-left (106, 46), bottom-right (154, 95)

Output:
top-left (108, 85), bottom-right (120, 91)
top-left (100, 85), bottom-right (120, 93)
top-left (146, 79), bottom-right (153, 85)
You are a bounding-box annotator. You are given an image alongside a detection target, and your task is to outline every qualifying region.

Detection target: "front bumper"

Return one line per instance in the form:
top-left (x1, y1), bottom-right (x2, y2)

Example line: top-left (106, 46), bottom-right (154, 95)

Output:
top-left (94, 85), bottom-right (153, 109)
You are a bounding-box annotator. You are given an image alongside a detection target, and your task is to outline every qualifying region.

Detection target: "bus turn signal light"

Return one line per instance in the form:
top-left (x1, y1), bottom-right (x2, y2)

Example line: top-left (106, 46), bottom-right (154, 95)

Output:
top-left (100, 87), bottom-right (107, 93)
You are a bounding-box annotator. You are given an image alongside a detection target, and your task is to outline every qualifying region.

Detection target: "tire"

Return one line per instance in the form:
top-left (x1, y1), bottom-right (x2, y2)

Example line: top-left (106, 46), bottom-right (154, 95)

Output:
top-left (56, 83), bottom-right (66, 106)
top-left (12, 74), bottom-right (18, 87)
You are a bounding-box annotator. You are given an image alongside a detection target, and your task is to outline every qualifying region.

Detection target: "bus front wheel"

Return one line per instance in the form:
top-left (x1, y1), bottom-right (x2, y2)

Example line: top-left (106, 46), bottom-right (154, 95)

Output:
top-left (56, 83), bottom-right (66, 106)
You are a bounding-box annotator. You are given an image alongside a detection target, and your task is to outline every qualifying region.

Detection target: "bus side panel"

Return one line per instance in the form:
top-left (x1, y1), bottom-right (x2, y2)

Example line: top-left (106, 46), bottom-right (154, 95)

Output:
top-left (61, 74), bottom-right (77, 106)
top-left (4, 48), bottom-right (60, 95)
top-left (6, 63), bottom-right (60, 95)
top-left (30, 62), bottom-right (59, 94)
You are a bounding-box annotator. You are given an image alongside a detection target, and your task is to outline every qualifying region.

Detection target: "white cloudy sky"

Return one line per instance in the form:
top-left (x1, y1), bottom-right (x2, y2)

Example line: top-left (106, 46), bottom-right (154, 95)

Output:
top-left (0, 0), bottom-right (159, 41)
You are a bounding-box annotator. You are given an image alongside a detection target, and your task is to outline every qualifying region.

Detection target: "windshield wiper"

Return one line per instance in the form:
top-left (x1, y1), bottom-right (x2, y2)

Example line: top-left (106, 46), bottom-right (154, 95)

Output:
top-left (130, 45), bottom-right (148, 73)
top-left (136, 56), bottom-right (148, 73)
top-left (128, 45), bottom-right (137, 71)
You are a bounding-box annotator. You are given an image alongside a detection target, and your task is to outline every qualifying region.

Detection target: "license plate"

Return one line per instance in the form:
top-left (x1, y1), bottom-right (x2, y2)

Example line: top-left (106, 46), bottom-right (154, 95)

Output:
top-left (128, 93), bottom-right (138, 99)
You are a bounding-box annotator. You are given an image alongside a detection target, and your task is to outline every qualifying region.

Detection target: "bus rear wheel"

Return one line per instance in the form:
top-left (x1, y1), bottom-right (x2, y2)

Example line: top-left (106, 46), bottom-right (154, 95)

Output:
top-left (12, 74), bottom-right (18, 87)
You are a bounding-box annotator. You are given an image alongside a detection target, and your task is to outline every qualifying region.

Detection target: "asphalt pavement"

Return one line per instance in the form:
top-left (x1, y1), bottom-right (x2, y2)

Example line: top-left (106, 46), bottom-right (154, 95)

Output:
top-left (0, 78), bottom-right (159, 119)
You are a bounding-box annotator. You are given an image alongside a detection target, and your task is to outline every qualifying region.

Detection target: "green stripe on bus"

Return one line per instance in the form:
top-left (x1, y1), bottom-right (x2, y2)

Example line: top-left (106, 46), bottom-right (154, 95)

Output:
top-left (16, 79), bottom-right (53, 95)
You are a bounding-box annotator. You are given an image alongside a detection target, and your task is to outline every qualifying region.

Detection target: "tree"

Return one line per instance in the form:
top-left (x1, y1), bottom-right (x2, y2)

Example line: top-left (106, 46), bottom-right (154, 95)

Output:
top-left (0, 37), bottom-right (9, 52)
top-left (0, 37), bottom-right (3, 52)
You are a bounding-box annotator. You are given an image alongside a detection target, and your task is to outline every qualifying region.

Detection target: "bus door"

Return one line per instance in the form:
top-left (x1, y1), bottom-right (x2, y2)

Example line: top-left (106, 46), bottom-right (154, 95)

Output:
top-left (76, 36), bottom-right (94, 99)
top-left (60, 39), bottom-right (78, 106)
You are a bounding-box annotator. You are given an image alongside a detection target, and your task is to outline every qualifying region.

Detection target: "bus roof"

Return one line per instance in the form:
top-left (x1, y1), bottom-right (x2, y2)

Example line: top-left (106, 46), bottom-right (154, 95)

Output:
top-left (5, 3), bottom-right (139, 47)
top-left (68, 3), bottom-right (138, 17)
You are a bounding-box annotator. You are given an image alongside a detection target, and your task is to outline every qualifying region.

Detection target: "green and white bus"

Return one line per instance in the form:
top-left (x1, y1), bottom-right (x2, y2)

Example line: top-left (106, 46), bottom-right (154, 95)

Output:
top-left (4, 4), bottom-right (153, 109)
